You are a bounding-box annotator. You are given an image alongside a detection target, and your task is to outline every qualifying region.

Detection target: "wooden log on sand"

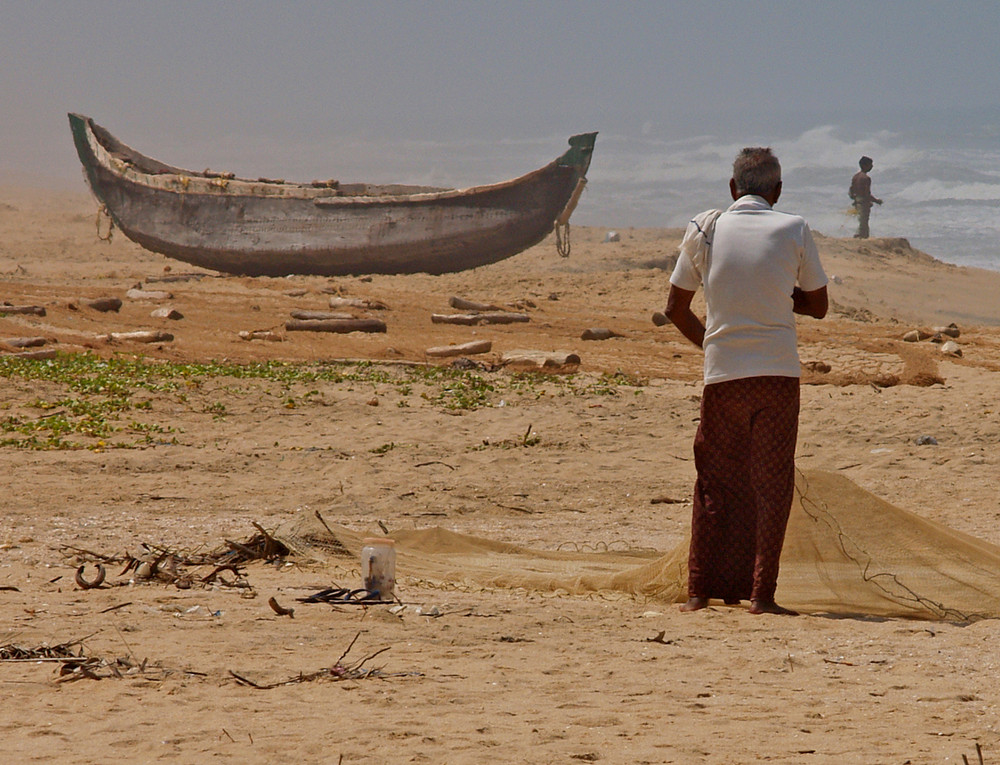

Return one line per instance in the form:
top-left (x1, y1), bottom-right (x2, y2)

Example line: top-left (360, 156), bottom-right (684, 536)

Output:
top-left (581, 328), bottom-right (624, 341)
top-left (239, 330), bottom-right (283, 342)
top-left (449, 296), bottom-right (505, 312)
top-left (145, 273), bottom-right (205, 284)
top-left (501, 350), bottom-right (581, 371)
top-left (105, 330), bottom-right (174, 343)
top-left (3, 337), bottom-right (48, 349)
top-left (126, 287), bottom-right (173, 301)
top-left (289, 310), bottom-right (355, 321)
top-left (425, 339), bottom-right (493, 358)
top-left (327, 296), bottom-right (388, 311)
top-left (4, 348), bottom-right (58, 360)
top-left (285, 318), bottom-right (386, 334)
top-left (431, 312), bottom-right (529, 326)
top-left (0, 304), bottom-right (46, 316)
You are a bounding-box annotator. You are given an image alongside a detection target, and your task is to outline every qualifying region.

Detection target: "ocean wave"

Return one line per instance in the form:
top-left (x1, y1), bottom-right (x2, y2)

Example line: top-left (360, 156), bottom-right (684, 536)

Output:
top-left (895, 180), bottom-right (1000, 203)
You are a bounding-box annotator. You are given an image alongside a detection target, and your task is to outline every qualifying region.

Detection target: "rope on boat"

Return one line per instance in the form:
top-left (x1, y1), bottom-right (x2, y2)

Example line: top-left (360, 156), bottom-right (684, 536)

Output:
top-left (95, 204), bottom-right (114, 242)
top-left (554, 177), bottom-right (587, 258)
top-left (555, 222), bottom-right (571, 258)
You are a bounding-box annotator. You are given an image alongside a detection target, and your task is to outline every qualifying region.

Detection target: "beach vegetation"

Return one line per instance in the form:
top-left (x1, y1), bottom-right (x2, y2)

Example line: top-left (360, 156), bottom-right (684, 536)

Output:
top-left (0, 353), bottom-right (647, 450)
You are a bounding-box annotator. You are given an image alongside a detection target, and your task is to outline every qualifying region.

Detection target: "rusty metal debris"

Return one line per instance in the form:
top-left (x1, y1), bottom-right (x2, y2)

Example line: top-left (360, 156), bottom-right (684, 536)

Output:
top-left (74, 563), bottom-right (106, 589)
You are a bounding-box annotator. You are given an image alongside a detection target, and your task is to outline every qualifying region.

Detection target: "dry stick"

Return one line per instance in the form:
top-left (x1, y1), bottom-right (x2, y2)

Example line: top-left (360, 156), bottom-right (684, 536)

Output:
top-left (350, 645), bottom-right (391, 669)
top-left (229, 670), bottom-right (271, 689)
top-left (111, 623), bottom-right (141, 669)
top-left (289, 310), bottom-right (354, 321)
top-left (431, 311), bottom-right (529, 326)
top-left (0, 305), bottom-right (46, 316)
top-left (449, 296), bottom-right (504, 312)
top-left (58, 544), bottom-right (120, 562)
top-left (251, 521), bottom-right (279, 557)
top-left (335, 631), bottom-right (365, 668)
top-left (99, 602), bottom-right (133, 614)
top-left (285, 318), bottom-right (386, 333)
top-left (425, 339), bottom-right (492, 358)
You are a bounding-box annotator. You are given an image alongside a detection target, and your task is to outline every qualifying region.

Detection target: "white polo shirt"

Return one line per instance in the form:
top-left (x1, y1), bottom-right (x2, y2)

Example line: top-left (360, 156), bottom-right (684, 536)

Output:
top-left (670, 195), bottom-right (827, 385)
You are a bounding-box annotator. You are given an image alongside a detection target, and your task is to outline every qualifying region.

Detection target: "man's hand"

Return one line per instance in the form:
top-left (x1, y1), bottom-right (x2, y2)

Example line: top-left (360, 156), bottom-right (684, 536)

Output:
top-left (664, 285), bottom-right (706, 348)
top-left (792, 285), bottom-right (828, 319)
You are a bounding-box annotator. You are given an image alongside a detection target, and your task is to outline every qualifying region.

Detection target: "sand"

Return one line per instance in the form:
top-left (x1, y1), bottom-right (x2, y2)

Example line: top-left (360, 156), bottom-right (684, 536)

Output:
top-left (2, 186), bottom-right (999, 763)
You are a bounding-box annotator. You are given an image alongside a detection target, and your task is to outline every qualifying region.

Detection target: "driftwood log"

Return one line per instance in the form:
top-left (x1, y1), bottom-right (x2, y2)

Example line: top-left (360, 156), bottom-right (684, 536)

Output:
top-left (83, 297), bottom-right (122, 313)
top-left (126, 287), bottom-right (172, 301)
top-left (0, 304), bottom-right (46, 316)
top-left (449, 296), bottom-right (505, 312)
top-left (327, 296), bottom-right (388, 311)
top-left (431, 312), bottom-right (529, 326)
top-left (581, 328), bottom-right (624, 341)
top-left (145, 273), bottom-right (205, 283)
top-left (289, 310), bottom-right (355, 321)
top-left (3, 348), bottom-right (57, 360)
top-left (239, 330), bottom-right (283, 342)
top-left (425, 340), bottom-right (492, 358)
top-left (105, 330), bottom-right (174, 343)
top-left (3, 337), bottom-right (48, 349)
top-left (285, 318), bottom-right (386, 334)
top-left (501, 350), bottom-right (581, 371)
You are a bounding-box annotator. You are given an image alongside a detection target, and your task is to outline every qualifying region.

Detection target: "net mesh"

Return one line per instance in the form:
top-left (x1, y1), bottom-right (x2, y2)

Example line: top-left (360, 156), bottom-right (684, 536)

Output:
top-left (274, 470), bottom-right (1000, 621)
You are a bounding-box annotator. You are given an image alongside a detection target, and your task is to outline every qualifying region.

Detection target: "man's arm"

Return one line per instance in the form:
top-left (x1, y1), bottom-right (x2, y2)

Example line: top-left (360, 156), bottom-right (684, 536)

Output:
top-left (793, 285), bottom-right (828, 319)
top-left (665, 284), bottom-right (706, 348)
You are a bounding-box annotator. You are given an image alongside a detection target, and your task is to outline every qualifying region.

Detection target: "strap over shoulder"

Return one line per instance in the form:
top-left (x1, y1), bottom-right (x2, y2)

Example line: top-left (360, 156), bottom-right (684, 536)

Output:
top-left (679, 209), bottom-right (723, 271)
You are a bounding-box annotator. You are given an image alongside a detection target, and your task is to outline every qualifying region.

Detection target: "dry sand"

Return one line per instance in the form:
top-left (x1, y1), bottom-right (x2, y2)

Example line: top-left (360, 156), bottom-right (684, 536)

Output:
top-left (2, 186), bottom-right (1000, 763)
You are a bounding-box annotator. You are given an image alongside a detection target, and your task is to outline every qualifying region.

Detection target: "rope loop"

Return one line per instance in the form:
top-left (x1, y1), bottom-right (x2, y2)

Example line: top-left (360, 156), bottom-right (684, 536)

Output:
top-left (95, 204), bottom-right (114, 242)
top-left (555, 222), bottom-right (571, 258)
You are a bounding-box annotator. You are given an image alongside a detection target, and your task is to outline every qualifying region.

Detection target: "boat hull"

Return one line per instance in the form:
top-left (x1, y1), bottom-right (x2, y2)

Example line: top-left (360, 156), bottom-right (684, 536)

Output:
top-left (69, 115), bottom-right (595, 277)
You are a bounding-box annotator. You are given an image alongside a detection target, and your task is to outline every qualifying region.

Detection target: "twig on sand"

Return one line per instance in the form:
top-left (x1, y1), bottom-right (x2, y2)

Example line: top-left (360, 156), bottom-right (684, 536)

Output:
top-left (229, 630), bottom-right (406, 689)
top-left (961, 741), bottom-right (985, 765)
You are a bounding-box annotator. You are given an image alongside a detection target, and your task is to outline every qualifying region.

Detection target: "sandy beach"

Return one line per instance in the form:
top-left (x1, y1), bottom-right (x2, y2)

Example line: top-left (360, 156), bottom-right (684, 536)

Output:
top-left (2, 185), bottom-right (1000, 764)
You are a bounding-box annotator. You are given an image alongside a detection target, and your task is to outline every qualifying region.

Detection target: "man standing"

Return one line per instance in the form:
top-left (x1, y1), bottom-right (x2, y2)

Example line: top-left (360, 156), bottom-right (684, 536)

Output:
top-left (849, 155), bottom-right (883, 238)
top-left (664, 147), bottom-right (828, 615)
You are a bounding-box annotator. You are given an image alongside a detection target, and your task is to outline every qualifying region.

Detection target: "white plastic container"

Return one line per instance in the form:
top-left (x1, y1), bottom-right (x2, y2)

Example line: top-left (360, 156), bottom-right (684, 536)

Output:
top-left (360, 537), bottom-right (396, 599)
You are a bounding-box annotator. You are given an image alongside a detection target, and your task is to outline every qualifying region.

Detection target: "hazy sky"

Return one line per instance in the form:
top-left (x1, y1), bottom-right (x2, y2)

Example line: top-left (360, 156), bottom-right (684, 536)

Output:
top-left (3, 0), bottom-right (999, 216)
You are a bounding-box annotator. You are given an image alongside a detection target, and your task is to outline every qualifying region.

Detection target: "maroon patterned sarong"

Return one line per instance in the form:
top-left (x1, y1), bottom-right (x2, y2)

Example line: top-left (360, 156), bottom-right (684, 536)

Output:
top-left (687, 376), bottom-right (800, 603)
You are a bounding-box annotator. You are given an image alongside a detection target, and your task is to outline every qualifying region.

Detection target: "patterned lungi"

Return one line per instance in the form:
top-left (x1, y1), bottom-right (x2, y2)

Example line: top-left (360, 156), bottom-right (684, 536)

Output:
top-left (687, 375), bottom-right (800, 603)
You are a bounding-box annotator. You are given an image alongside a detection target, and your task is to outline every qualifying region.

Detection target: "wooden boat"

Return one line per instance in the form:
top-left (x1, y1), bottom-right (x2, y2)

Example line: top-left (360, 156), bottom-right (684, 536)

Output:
top-left (68, 114), bottom-right (596, 277)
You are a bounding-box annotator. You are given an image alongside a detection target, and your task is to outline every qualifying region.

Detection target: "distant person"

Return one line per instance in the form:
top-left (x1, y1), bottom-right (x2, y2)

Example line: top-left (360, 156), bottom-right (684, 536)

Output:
top-left (849, 155), bottom-right (883, 238)
top-left (663, 147), bottom-right (828, 616)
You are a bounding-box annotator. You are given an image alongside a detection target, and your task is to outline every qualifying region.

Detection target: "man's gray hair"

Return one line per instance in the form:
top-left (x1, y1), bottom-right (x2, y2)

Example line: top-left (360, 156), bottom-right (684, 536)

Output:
top-left (732, 147), bottom-right (781, 197)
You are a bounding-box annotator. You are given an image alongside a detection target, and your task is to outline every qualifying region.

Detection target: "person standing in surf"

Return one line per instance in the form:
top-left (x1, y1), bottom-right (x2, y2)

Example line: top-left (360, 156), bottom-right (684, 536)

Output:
top-left (849, 155), bottom-right (883, 238)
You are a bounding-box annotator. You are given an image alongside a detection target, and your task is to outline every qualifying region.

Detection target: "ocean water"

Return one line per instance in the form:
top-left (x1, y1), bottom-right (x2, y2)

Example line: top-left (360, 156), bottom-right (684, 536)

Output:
top-left (292, 114), bottom-right (1000, 272)
top-left (572, 114), bottom-right (1000, 272)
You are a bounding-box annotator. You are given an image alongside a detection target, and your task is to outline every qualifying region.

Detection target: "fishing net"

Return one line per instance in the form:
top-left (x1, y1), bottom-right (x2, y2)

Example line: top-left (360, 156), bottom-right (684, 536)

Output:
top-left (274, 470), bottom-right (1000, 621)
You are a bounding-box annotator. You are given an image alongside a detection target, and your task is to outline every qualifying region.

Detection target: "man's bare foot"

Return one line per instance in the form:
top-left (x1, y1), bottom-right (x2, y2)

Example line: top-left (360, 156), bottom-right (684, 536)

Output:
top-left (680, 596), bottom-right (709, 612)
top-left (749, 599), bottom-right (799, 616)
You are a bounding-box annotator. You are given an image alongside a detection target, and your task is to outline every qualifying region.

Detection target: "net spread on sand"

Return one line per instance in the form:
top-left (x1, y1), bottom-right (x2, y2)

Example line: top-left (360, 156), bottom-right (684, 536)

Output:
top-left (275, 470), bottom-right (1000, 621)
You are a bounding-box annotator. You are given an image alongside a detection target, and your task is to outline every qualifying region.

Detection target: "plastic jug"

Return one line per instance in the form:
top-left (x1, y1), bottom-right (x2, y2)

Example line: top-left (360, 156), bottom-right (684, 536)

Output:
top-left (361, 538), bottom-right (396, 599)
